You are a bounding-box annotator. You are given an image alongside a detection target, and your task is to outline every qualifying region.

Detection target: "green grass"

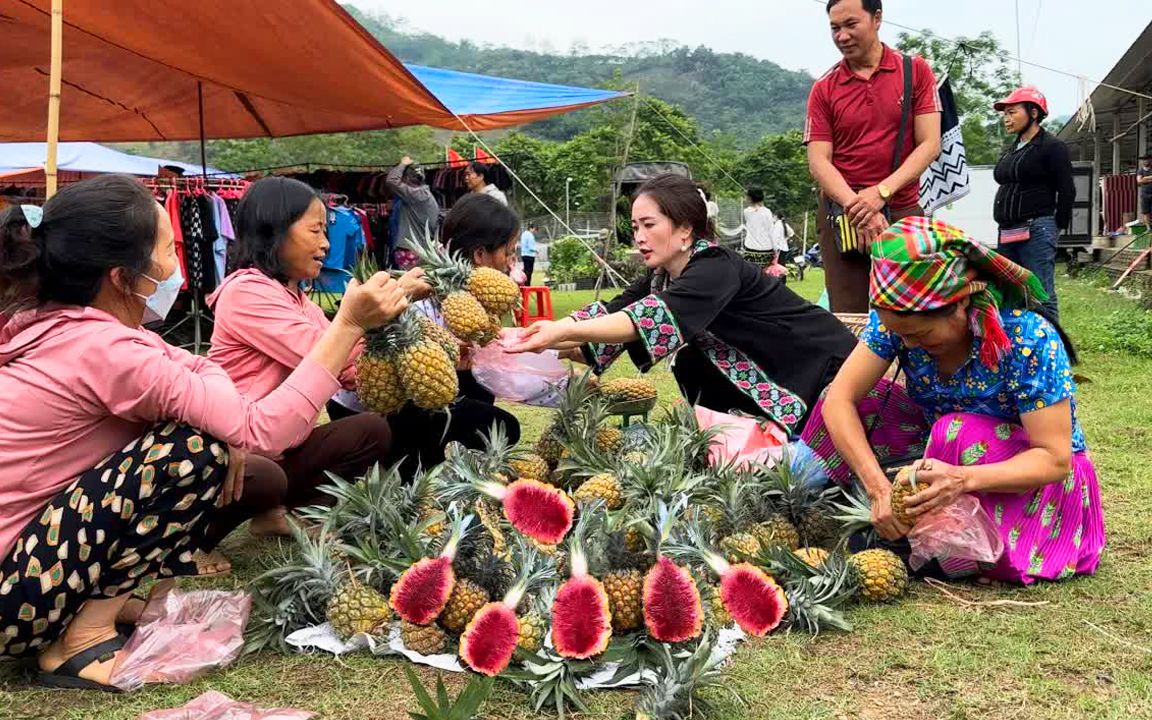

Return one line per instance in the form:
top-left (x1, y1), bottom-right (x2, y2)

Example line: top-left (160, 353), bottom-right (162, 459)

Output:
top-left (4, 270), bottom-right (1152, 720)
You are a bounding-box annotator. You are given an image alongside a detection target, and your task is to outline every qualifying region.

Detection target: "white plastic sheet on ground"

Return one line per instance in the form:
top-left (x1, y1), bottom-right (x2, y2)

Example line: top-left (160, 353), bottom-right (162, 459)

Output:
top-left (286, 621), bottom-right (745, 688)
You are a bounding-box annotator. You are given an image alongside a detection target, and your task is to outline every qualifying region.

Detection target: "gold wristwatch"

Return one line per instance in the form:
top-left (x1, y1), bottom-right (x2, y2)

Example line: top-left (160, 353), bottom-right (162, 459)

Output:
top-left (878, 184), bottom-right (893, 202)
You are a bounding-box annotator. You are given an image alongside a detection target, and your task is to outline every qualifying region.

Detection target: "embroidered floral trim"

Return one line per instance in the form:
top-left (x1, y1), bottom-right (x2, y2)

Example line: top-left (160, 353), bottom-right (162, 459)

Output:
top-left (622, 295), bottom-right (685, 364)
top-left (695, 333), bottom-right (808, 433)
top-left (572, 301), bottom-right (625, 373)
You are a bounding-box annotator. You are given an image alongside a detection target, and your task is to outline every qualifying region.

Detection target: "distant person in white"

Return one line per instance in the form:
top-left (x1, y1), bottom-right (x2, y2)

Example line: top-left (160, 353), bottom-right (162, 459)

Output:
top-left (742, 186), bottom-right (788, 266)
top-left (465, 161), bottom-right (508, 206)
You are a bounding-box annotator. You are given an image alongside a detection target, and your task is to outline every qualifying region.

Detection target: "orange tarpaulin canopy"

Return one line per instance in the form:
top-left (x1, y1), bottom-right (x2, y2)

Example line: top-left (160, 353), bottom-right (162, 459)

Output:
top-left (0, 0), bottom-right (459, 141)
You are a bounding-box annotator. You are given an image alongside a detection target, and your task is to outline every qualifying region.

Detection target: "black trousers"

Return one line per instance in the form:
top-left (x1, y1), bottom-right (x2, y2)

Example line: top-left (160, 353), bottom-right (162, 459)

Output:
top-left (521, 256), bottom-right (536, 286)
top-left (326, 371), bottom-right (520, 479)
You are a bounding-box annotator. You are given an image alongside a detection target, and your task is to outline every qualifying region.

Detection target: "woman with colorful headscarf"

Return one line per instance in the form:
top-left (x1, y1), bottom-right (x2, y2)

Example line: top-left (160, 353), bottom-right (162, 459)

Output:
top-left (817, 217), bottom-right (1104, 585)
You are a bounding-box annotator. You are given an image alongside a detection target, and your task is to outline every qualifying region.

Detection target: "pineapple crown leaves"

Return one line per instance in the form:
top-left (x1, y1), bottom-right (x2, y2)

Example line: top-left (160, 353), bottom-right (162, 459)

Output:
top-left (362, 306), bottom-right (426, 357)
top-left (651, 496), bottom-right (693, 557)
top-left (504, 650), bottom-right (592, 718)
top-left (829, 482), bottom-right (880, 547)
top-left (566, 502), bottom-right (608, 577)
top-left (661, 515), bottom-right (730, 579)
top-left (404, 666), bottom-right (495, 720)
top-left (439, 504), bottom-right (475, 561)
top-left (635, 632), bottom-right (742, 720)
top-left (759, 445), bottom-right (840, 518)
top-left (778, 553), bottom-right (858, 636)
top-left (501, 538), bottom-right (555, 609)
top-left (401, 222), bottom-right (474, 295)
top-left (474, 421), bottom-right (517, 476)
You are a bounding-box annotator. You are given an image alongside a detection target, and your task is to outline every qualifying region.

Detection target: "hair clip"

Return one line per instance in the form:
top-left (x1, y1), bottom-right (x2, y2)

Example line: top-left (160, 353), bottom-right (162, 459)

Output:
top-left (20, 205), bottom-right (43, 229)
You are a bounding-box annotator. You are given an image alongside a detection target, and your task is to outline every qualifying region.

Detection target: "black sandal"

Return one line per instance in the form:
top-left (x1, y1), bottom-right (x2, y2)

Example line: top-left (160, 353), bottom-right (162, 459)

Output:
top-left (37, 635), bottom-right (126, 692)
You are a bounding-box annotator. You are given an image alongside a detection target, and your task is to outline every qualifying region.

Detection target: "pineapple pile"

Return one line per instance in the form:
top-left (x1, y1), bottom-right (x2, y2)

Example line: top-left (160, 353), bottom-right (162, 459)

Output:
top-left (248, 393), bottom-right (925, 718)
top-left (403, 226), bottom-right (519, 345)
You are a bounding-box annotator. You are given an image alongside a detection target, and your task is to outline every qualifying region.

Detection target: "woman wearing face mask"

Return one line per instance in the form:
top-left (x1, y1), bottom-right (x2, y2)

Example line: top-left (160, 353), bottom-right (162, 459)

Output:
top-left (0, 175), bottom-right (408, 690)
top-left (207, 178), bottom-right (426, 536)
top-left (992, 87), bottom-right (1075, 321)
top-left (326, 193), bottom-right (522, 474)
top-left (507, 174), bottom-right (858, 438)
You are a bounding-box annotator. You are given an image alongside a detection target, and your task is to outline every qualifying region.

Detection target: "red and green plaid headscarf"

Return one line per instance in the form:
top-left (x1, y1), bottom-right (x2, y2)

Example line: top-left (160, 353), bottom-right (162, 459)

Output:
top-left (870, 217), bottom-right (1048, 369)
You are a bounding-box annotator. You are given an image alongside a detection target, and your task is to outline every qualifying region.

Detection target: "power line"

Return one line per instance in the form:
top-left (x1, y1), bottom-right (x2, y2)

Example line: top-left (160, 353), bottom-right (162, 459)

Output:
top-left (808, 0), bottom-right (1152, 101)
top-left (642, 97), bottom-right (747, 193)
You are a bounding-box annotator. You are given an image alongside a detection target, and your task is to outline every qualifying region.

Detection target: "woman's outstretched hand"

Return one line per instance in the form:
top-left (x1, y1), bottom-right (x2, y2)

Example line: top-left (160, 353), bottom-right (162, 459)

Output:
top-left (502, 320), bottom-right (568, 354)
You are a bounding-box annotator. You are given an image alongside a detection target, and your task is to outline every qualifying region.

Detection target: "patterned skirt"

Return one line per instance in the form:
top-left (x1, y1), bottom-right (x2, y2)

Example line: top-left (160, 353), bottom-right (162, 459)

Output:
top-left (0, 423), bottom-right (228, 658)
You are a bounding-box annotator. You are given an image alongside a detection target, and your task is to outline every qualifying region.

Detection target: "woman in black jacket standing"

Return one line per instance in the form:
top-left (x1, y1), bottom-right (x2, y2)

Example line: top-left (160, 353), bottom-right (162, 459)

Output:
top-left (992, 86), bottom-right (1075, 320)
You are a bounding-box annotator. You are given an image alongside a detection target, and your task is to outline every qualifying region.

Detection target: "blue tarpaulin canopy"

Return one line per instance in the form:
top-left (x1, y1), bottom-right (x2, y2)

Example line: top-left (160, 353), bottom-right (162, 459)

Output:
top-left (405, 64), bottom-right (627, 130)
top-left (0, 142), bottom-right (230, 177)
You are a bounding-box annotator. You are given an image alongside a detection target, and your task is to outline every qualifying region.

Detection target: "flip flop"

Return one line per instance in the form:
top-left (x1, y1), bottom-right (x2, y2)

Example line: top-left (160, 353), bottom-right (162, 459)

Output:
top-left (37, 635), bottom-right (126, 692)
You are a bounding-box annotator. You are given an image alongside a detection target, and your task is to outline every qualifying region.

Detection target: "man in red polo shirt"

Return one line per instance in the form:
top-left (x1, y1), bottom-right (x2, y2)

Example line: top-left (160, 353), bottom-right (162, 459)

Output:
top-left (805, 0), bottom-right (942, 313)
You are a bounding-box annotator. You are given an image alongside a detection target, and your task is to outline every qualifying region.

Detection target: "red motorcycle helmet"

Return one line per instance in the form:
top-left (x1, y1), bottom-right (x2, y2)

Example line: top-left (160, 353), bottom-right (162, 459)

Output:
top-left (994, 87), bottom-right (1049, 118)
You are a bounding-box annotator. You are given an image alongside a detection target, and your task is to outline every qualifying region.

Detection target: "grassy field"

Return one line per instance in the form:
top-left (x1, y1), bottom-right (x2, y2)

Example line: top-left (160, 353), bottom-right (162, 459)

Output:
top-left (3, 271), bottom-right (1151, 720)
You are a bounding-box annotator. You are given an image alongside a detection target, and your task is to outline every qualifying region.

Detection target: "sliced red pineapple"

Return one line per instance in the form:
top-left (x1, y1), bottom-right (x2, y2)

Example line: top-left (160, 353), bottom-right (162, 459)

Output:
top-left (460, 544), bottom-right (554, 675)
top-left (390, 513), bottom-right (472, 625)
top-left (551, 518), bottom-right (612, 659)
top-left (642, 555), bottom-right (704, 643)
top-left (479, 477), bottom-right (575, 545)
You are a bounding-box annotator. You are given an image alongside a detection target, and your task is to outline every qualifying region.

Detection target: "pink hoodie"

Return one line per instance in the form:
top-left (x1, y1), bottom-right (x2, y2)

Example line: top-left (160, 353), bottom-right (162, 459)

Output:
top-left (206, 270), bottom-right (360, 402)
top-left (0, 305), bottom-right (339, 558)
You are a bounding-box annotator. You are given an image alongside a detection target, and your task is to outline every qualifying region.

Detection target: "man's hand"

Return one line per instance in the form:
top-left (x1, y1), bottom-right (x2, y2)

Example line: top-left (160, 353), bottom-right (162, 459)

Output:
top-left (845, 186), bottom-right (887, 227)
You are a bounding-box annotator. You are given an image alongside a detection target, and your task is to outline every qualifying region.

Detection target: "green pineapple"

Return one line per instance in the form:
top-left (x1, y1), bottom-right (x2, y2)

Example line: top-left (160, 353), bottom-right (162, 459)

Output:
top-left (1041, 500), bottom-right (1057, 528)
top-left (1025, 492), bottom-right (1042, 517)
top-left (994, 503), bottom-right (1004, 525)
top-left (995, 423), bottom-right (1014, 441)
top-left (1008, 526), bottom-right (1022, 551)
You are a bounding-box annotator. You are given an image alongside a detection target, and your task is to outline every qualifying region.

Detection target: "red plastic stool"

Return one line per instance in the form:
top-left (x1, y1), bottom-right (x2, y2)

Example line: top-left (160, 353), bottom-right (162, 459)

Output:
top-left (518, 286), bottom-right (554, 327)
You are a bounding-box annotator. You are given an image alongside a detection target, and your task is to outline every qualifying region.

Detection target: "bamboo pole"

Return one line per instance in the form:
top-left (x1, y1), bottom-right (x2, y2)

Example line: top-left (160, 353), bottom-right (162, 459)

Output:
top-left (45, 0), bottom-right (64, 199)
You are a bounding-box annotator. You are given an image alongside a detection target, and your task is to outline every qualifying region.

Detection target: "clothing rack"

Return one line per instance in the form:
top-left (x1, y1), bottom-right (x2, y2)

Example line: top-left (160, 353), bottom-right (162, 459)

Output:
top-left (147, 176), bottom-right (249, 354)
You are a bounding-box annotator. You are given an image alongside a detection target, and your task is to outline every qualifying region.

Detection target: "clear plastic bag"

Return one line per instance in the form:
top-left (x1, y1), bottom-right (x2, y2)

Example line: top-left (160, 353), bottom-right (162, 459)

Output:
top-left (472, 334), bottom-right (570, 407)
top-left (111, 589), bottom-right (251, 692)
top-left (137, 690), bottom-right (315, 720)
top-left (907, 494), bottom-right (1005, 571)
top-left (694, 406), bottom-right (788, 469)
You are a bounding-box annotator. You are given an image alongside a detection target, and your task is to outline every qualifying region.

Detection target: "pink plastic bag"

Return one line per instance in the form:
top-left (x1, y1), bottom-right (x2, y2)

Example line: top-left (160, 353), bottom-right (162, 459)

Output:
top-left (111, 589), bottom-right (251, 692)
top-left (907, 494), bottom-right (1005, 571)
top-left (138, 690), bottom-right (315, 720)
top-left (472, 333), bottom-right (570, 406)
top-left (694, 406), bottom-right (788, 469)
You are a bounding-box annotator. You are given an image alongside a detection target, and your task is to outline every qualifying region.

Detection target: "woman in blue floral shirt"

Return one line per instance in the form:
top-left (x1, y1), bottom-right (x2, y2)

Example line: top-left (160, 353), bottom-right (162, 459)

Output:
top-left (819, 217), bottom-right (1104, 585)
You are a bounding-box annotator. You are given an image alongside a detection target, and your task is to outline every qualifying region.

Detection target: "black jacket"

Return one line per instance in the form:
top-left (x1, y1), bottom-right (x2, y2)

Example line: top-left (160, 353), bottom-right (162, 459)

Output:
top-left (993, 129), bottom-right (1076, 230)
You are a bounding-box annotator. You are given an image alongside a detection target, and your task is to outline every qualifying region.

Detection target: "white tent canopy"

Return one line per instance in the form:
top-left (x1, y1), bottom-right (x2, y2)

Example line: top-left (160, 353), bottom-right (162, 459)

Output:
top-left (0, 142), bottom-right (230, 177)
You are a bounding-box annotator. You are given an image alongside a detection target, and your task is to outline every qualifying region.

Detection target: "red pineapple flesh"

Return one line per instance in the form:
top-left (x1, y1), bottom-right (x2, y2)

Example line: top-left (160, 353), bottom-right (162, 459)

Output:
top-left (389, 556), bottom-right (455, 626)
top-left (459, 601), bottom-right (520, 675)
top-left (642, 556), bottom-right (703, 643)
top-left (550, 534), bottom-right (612, 659)
top-left (490, 478), bottom-right (575, 545)
top-left (719, 563), bottom-right (788, 637)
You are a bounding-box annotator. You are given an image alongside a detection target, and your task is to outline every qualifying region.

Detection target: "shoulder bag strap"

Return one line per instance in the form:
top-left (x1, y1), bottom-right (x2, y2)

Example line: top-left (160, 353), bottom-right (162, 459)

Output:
top-left (891, 53), bottom-right (915, 174)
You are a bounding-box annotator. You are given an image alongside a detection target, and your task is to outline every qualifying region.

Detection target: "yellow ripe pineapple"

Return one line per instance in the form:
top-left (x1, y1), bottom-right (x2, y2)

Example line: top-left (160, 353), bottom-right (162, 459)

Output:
top-left (401, 619), bottom-right (448, 655)
top-left (849, 549), bottom-right (909, 603)
top-left (416, 314), bottom-right (461, 366)
top-left (440, 291), bottom-right (491, 344)
top-left (719, 532), bottom-right (762, 564)
top-left (572, 473), bottom-right (623, 510)
top-left (517, 611), bottom-right (547, 653)
top-left (595, 426), bottom-right (624, 455)
top-left (603, 569), bottom-right (644, 632)
top-left (473, 498), bottom-right (509, 560)
top-left (753, 514), bottom-right (801, 551)
top-left (600, 378), bottom-right (658, 404)
top-left (355, 355), bottom-right (407, 415)
top-left (419, 502), bottom-right (445, 539)
top-left (398, 339), bottom-right (458, 409)
top-left (793, 547), bottom-right (830, 568)
top-left (624, 526), bottom-right (646, 554)
top-left (510, 454), bottom-right (550, 482)
top-left (440, 578), bottom-right (490, 634)
top-left (467, 266), bottom-right (520, 315)
top-left (890, 466), bottom-right (918, 528)
top-left (704, 584), bottom-right (732, 630)
top-left (326, 582), bottom-right (392, 640)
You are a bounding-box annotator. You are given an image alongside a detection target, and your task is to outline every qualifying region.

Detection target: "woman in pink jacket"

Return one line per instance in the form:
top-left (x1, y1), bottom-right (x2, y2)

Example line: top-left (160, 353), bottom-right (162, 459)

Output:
top-left (0, 175), bottom-right (408, 690)
top-left (208, 178), bottom-right (429, 537)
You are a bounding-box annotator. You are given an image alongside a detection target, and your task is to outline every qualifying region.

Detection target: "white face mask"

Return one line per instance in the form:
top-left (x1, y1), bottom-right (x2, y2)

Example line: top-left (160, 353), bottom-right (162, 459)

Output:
top-left (135, 266), bottom-right (184, 324)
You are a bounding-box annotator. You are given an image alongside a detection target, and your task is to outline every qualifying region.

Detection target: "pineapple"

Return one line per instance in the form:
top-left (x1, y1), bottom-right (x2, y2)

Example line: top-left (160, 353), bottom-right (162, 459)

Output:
top-left (573, 472), bottom-right (624, 510)
top-left (595, 426), bottom-right (624, 455)
top-left (440, 578), bottom-right (490, 634)
top-left (599, 377), bottom-right (658, 404)
top-left (357, 307), bottom-right (458, 413)
top-left (355, 355), bottom-right (406, 415)
top-left (762, 446), bottom-right (841, 548)
top-left (416, 314), bottom-right (461, 366)
top-left (534, 423), bottom-right (566, 468)
top-left (534, 371), bottom-right (600, 469)
top-left (398, 336), bottom-right (459, 409)
top-left (624, 526), bottom-right (647, 554)
top-left (703, 583), bottom-right (732, 630)
top-left (326, 580), bottom-right (392, 640)
top-left (603, 569), bottom-right (644, 632)
top-left (752, 515), bottom-right (801, 551)
top-left (510, 454), bottom-right (550, 483)
top-left (890, 466), bottom-right (919, 528)
top-left (849, 549), bottom-right (909, 603)
top-left (467, 266), bottom-right (521, 315)
top-left (634, 633), bottom-right (727, 720)
top-left (794, 547), bottom-right (830, 568)
top-left (516, 611), bottom-right (547, 653)
top-left (401, 619), bottom-right (449, 655)
top-left (719, 532), bottom-right (762, 564)
top-left (441, 291), bottom-right (491, 343)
